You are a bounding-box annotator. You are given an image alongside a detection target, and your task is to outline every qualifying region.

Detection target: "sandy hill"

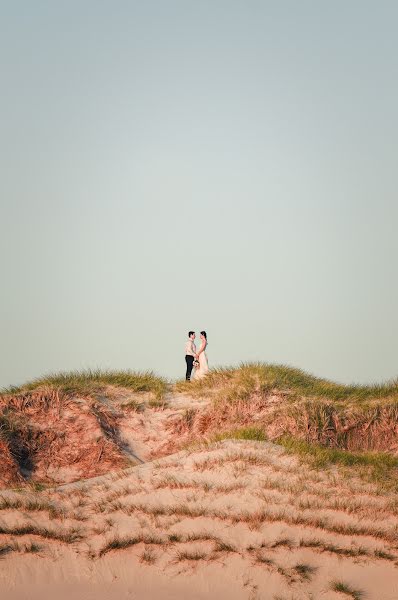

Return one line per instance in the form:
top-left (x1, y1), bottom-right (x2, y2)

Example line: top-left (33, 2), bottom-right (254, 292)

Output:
top-left (0, 364), bottom-right (397, 599)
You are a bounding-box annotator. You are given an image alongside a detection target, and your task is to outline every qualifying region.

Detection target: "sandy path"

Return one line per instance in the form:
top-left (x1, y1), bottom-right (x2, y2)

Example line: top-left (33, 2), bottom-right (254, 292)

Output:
top-left (116, 391), bottom-right (210, 462)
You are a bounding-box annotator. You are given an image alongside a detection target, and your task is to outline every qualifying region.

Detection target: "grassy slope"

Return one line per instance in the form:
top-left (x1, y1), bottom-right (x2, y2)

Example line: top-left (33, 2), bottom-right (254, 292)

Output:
top-left (1, 363), bottom-right (397, 490)
top-left (0, 369), bottom-right (168, 486)
top-left (176, 362), bottom-right (398, 402)
top-left (175, 363), bottom-right (398, 491)
top-left (1, 369), bottom-right (168, 400)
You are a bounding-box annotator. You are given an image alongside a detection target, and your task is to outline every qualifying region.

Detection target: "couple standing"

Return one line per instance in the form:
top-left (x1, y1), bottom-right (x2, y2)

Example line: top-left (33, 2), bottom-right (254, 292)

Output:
top-left (185, 331), bottom-right (209, 381)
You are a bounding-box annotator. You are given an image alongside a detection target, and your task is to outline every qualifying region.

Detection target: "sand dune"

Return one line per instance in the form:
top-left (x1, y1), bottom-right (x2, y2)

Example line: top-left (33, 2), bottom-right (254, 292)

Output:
top-left (1, 441), bottom-right (398, 598)
top-left (1, 371), bottom-right (398, 599)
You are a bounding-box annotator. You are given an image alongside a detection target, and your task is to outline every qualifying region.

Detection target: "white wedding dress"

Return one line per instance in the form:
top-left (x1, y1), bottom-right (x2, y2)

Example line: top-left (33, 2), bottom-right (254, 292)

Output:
top-left (193, 344), bottom-right (209, 380)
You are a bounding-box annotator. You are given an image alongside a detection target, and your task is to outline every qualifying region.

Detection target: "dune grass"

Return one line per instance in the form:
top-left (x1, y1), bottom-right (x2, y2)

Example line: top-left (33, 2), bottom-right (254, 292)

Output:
top-left (175, 363), bottom-right (398, 454)
top-left (293, 563), bottom-right (317, 581)
top-left (0, 523), bottom-right (83, 543)
top-left (99, 533), bottom-right (165, 556)
top-left (211, 430), bottom-right (398, 492)
top-left (2, 369), bottom-right (168, 400)
top-left (99, 535), bottom-right (142, 556)
top-left (278, 436), bottom-right (398, 491)
top-left (176, 549), bottom-right (207, 561)
top-left (212, 427), bottom-right (267, 442)
top-left (330, 580), bottom-right (364, 599)
top-left (0, 495), bottom-right (65, 515)
top-left (176, 362), bottom-right (398, 403)
top-left (140, 547), bottom-right (157, 564)
top-left (299, 538), bottom-right (395, 561)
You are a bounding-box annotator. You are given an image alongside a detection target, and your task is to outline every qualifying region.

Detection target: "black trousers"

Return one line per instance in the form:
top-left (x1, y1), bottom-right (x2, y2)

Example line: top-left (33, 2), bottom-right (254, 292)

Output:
top-left (185, 355), bottom-right (194, 380)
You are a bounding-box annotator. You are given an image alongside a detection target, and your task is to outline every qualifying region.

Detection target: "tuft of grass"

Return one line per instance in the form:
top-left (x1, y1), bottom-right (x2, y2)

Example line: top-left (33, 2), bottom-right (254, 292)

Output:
top-left (30, 482), bottom-right (47, 492)
top-left (0, 541), bottom-right (41, 556)
top-left (330, 580), bottom-right (364, 599)
top-left (0, 496), bottom-right (23, 510)
top-left (299, 537), bottom-right (396, 561)
top-left (121, 399), bottom-right (144, 412)
top-left (99, 533), bottom-right (165, 556)
top-left (23, 542), bottom-right (41, 553)
top-left (184, 532), bottom-right (214, 542)
top-left (3, 369), bottom-right (168, 400)
top-left (373, 549), bottom-right (396, 560)
top-left (255, 553), bottom-right (275, 566)
top-left (0, 524), bottom-right (82, 543)
top-left (176, 549), bottom-right (207, 561)
top-left (123, 502), bottom-right (206, 519)
top-left (148, 397), bottom-right (168, 409)
top-left (99, 535), bottom-right (141, 556)
top-left (214, 539), bottom-right (237, 553)
top-left (0, 543), bottom-right (14, 557)
top-left (140, 547), bottom-right (157, 564)
top-left (270, 537), bottom-right (294, 549)
top-left (168, 533), bottom-right (184, 543)
top-left (293, 563), bottom-right (317, 580)
top-left (212, 427), bottom-right (267, 442)
top-left (0, 496), bottom-right (69, 519)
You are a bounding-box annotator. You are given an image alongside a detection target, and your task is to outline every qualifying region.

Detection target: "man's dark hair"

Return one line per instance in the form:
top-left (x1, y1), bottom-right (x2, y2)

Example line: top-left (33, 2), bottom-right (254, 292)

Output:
top-left (188, 331), bottom-right (195, 337)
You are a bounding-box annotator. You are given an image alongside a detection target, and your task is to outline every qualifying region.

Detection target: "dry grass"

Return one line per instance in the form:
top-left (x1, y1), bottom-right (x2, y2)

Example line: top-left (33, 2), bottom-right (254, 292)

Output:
top-left (255, 552), bottom-right (275, 567)
top-left (0, 436), bottom-right (395, 600)
top-left (279, 437), bottom-right (398, 492)
top-left (3, 369), bottom-right (167, 399)
top-left (213, 539), bottom-right (237, 553)
top-left (101, 494), bottom-right (397, 543)
top-left (176, 362), bottom-right (398, 403)
top-left (99, 535), bottom-right (142, 556)
top-left (0, 523), bottom-right (83, 543)
top-left (0, 369), bottom-right (168, 488)
top-left (330, 580), bottom-right (364, 599)
top-left (270, 537), bottom-right (294, 549)
top-left (298, 537), bottom-right (394, 560)
top-left (0, 387), bottom-right (130, 488)
top-left (0, 495), bottom-right (61, 513)
top-left (293, 563), bottom-right (317, 580)
top-left (0, 541), bottom-right (42, 556)
top-left (176, 549), bottom-right (207, 561)
top-left (173, 363), bottom-right (398, 456)
top-left (140, 547), bottom-right (157, 564)
top-left (99, 533), bottom-right (165, 557)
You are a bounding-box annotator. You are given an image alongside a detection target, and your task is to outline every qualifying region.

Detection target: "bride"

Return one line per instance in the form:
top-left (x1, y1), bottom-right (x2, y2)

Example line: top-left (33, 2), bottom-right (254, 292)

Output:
top-left (193, 331), bottom-right (209, 380)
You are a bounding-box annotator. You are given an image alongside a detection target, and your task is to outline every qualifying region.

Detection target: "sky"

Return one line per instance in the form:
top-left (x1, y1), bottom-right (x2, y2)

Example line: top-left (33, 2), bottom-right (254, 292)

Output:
top-left (1, 1), bottom-right (397, 387)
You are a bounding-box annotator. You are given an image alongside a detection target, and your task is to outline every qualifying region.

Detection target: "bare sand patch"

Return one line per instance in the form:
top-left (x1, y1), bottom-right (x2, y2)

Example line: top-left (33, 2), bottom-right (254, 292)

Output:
top-left (1, 437), bottom-right (397, 599)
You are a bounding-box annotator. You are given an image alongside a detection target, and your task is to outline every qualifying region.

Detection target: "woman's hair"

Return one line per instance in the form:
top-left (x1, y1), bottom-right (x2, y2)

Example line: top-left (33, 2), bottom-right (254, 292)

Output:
top-left (200, 331), bottom-right (207, 340)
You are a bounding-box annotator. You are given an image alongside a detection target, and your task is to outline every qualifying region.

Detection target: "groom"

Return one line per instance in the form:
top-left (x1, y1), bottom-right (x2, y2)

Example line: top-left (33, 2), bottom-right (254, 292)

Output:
top-left (185, 331), bottom-right (197, 381)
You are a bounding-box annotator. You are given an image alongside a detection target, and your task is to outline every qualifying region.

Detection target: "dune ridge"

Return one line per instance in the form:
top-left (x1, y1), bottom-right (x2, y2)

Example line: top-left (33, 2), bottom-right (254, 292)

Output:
top-left (0, 364), bottom-right (397, 599)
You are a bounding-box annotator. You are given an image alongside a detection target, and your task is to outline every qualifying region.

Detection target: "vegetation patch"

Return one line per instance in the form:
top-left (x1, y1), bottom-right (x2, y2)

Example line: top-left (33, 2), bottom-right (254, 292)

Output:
top-left (278, 436), bottom-right (398, 491)
top-left (2, 369), bottom-right (167, 400)
top-left (212, 427), bottom-right (267, 442)
top-left (173, 363), bottom-right (398, 458)
top-left (330, 580), bottom-right (364, 599)
top-left (0, 523), bottom-right (82, 543)
top-left (99, 533), bottom-right (165, 556)
top-left (176, 362), bottom-right (398, 403)
top-left (0, 372), bottom-right (164, 487)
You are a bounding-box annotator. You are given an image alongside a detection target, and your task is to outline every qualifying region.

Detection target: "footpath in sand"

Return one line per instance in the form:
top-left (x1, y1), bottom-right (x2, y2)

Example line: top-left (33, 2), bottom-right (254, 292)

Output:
top-left (1, 391), bottom-right (398, 600)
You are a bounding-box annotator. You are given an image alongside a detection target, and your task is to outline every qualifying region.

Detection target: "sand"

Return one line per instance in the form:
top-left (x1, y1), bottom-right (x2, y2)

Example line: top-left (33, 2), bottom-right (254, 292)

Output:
top-left (1, 391), bottom-right (397, 600)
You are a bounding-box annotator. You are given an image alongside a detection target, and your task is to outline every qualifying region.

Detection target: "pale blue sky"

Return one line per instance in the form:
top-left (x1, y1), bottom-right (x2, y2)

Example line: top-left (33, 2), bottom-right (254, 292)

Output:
top-left (1, 1), bottom-right (397, 387)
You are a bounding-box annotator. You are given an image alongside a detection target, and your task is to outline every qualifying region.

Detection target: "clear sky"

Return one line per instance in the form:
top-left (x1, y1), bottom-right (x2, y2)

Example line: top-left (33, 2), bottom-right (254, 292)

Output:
top-left (1, 1), bottom-right (397, 387)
